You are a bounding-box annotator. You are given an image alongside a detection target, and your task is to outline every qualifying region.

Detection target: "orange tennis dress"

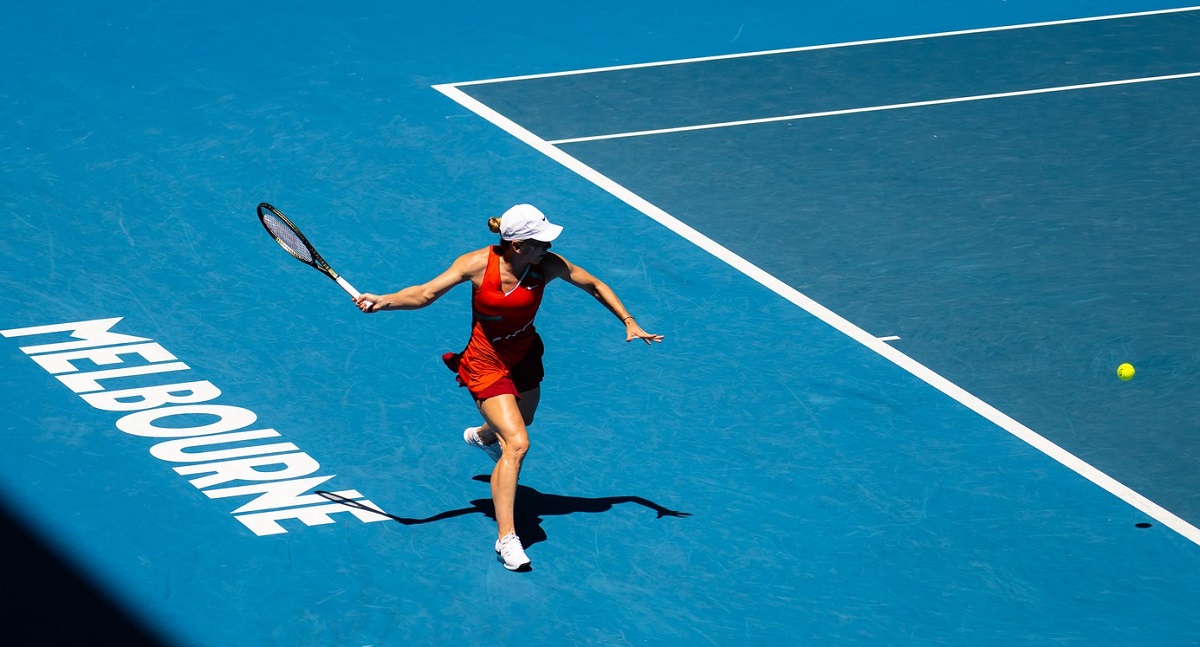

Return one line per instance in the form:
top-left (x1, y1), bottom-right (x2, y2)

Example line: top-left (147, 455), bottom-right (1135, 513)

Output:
top-left (442, 246), bottom-right (547, 400)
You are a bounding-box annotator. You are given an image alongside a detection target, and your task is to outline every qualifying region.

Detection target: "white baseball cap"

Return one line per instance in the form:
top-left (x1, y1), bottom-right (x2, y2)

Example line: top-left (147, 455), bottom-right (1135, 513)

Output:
top-left (499, 204), bottom-right (563, 242)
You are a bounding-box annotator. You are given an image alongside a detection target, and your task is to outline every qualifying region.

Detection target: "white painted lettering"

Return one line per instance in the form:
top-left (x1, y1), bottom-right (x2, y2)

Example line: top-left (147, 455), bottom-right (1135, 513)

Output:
top-left (203, 475), bottom-right (339, 511)
top-left (1, 317), bottom-right (149, 354)
top-left (149, 429), bottom-right (296, 462)
top-left (234, 500), bottom-right (389, 536)
top-left (175, 451), bottom-right (321, 489)
top-left (116, 404), bottom-right (257, 438)
top-left (58, 362), bottom-right (191, 394)
top-left (81, 380), bottom-right (222, 412)
top-left (32, 342), bottom-right (178, 374)
top-left (5, 318), bottom-right (382, 536)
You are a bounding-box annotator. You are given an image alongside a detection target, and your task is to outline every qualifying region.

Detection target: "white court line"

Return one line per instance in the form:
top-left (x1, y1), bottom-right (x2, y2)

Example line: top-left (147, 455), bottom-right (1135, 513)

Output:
top-left (433, 80), bottom-right (1200, 547)
top-left (449, 5), bottom-right (1200, 87)
top-left (547, 71), bottom-right (1200, 144)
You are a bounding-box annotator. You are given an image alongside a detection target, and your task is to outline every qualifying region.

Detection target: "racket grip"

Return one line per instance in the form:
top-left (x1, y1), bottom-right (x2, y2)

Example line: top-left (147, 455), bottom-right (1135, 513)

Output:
top-left (336, 276), bottom-right (374, 308)
top-left (335, 276), bottom-right (361, 298)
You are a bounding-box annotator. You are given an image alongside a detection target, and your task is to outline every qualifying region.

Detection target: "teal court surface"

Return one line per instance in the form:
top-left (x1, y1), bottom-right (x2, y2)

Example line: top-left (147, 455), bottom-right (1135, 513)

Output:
top-left (2, 2), bottom-right (1200, 645)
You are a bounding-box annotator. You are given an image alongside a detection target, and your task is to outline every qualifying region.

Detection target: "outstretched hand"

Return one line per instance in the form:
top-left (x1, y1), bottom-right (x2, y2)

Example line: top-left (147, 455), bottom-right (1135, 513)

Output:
top-left (625, 320), bottom-right (664, 345)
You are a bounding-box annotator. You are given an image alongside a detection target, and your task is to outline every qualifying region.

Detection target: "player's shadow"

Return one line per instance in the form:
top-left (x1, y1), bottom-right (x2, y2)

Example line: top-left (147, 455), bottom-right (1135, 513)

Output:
top-left (326, 475), bottom-right (690, 547)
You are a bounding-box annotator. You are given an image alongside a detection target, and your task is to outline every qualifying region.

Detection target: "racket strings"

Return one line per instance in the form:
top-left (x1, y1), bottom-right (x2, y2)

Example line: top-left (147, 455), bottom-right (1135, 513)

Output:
top-left (262, 213), bottom-right (313, 263)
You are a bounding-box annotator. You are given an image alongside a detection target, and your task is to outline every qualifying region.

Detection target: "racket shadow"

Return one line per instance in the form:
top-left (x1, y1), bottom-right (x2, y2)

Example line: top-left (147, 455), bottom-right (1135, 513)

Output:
top-left (320, 476), bottom-right (691, 548)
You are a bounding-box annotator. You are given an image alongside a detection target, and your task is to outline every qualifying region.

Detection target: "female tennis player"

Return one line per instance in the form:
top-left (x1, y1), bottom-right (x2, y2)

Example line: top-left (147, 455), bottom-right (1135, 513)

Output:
top-left (354, 204), bottom-right (663, 571)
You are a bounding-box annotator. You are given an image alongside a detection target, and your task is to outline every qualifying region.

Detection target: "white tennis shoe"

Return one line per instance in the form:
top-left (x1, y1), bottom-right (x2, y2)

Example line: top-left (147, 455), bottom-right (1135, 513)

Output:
top-left (495, 532), bottom-right (531, 571)
top-left (463, 426), bottom-right (503, 463)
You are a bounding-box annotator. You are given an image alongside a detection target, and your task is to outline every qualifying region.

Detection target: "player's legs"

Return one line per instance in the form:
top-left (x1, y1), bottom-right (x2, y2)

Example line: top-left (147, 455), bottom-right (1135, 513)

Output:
top-left (476, 393), bottom-right (530, 539)
top-left (477, 387), bottom-right (540, 444)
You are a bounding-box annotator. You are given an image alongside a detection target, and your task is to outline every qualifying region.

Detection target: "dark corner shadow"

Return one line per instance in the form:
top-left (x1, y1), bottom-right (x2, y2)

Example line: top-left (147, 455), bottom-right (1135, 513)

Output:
top-left (0, 504), bottom-right (170, 647)
top-left (319, 476), bottom-right (691, 548)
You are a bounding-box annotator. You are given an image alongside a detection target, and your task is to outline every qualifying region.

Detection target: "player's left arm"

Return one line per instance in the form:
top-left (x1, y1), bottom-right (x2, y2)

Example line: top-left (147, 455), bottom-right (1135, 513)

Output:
top-left (544, 253), bottom-right (664, 344)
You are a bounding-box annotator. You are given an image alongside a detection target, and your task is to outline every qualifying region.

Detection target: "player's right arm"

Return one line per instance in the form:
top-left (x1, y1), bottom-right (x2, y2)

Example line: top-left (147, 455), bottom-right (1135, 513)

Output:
top-left (355, 248), bottom-right (488, 313)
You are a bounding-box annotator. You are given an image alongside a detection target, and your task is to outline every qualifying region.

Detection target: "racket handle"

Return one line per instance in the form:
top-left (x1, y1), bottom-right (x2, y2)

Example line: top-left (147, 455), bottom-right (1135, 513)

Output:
top-left (336, 276), bottom-right (375, 308)
top-left (334, 276), bottom-right (361, 298)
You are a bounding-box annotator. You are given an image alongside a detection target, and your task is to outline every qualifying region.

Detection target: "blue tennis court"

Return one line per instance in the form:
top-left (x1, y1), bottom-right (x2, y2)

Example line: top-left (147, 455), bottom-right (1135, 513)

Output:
top-left (3, 2), bottom-right (1199, 645)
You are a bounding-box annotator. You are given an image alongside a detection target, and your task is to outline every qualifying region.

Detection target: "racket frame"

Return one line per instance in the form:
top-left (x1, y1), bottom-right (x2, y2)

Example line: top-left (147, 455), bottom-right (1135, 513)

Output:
top-left (257, 202), bottom-right (363, 300)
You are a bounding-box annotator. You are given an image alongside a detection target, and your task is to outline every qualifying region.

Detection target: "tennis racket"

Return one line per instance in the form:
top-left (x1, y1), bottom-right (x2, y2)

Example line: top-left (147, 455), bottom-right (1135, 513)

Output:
top-left (257, 202), bottom-right (372, 306)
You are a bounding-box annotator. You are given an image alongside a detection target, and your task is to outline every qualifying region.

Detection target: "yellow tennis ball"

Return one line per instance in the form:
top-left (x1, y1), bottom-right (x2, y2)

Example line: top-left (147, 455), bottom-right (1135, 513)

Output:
top-left (1117, 363), bottom-right (1135, 381)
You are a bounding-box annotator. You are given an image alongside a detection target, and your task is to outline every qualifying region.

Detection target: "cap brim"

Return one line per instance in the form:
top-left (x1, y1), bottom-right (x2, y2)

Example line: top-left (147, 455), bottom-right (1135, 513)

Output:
top-left (530, 223), bottom-right (563, 242)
